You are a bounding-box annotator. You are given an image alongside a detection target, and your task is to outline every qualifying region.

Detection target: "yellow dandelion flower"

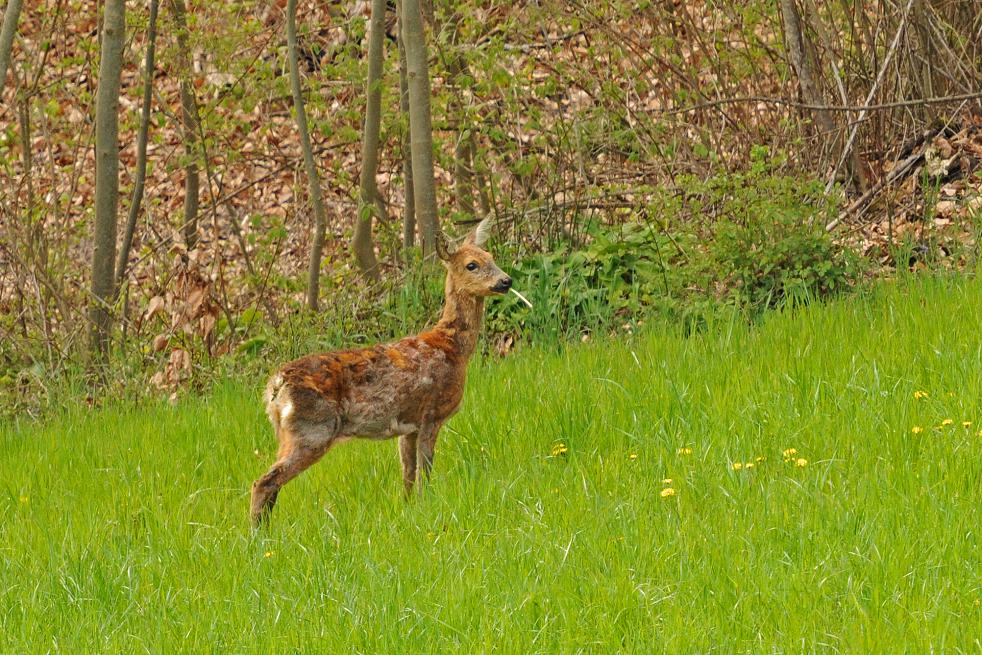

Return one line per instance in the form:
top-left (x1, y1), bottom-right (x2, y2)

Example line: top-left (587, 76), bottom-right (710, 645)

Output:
top-left (19, 496), bottom-right (28, 504)
top-left (756, 456), bottom-right (765, 463)
top-left (745, 462), bottom-right (755, 469)
top-left (782, 448), bottom-right (797, 460)
top-left (662, 478), bottom-right (673, 485)
top-left (629, 453), bottom-right (638, 460)
top-left (660, 488), bottom-right (676, 498)
top-left (794, 458), bottom-right (808, 468)
top-left (732, 462), bottom-right (743, 471)
top-left (977, 430), bottom-right (982, 437)
top-left (911, 426), bottom-right (924, 434)
top-left (913, 390), bottom-right (929, 400)
top-left (962, 421), bottom-right (972, 428)
top-left (264, 551), bottom-right (274, 558)
top-left (551, 442), bottom-right (568, 457)
top-left (677, 446), bottom-right (693, 455)
top-left (941, 419), bottom-right (954, 427)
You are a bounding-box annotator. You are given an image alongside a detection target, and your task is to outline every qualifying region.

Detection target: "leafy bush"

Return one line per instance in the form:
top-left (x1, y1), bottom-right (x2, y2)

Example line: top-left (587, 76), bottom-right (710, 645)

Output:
top-left (711, 212), bottom-right (861, 311)
top-left (487, 222), bottom-right (693, 341)
top-left (703, 172), bottom-right (863, 312)
top-left (487, 166), bottom-right (864, 342)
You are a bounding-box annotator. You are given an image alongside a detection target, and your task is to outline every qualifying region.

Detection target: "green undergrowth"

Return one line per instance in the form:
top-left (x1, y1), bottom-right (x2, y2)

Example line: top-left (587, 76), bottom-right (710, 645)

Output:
top-left (0, 165), bottom-right (902, 417)
top-left (1, 273), bottom-right (980, 652)
top-left (487, 165), bottom-right (864, 341)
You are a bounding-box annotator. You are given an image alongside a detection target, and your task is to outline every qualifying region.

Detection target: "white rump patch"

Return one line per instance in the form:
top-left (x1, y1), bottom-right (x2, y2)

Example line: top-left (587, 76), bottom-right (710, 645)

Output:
top-left (280, 401), bottom-right (294, 421)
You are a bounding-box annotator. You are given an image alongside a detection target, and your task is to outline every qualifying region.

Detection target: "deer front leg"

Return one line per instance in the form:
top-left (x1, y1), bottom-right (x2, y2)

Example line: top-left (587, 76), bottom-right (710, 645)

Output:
top-left (399, 433), bottom-right (418, 498)
top-left (416, 421), bottom-right (444, 484)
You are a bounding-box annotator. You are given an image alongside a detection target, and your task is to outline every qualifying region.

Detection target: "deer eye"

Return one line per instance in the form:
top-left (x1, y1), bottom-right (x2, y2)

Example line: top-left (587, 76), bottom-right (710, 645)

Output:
top-left (465, 262), bottom-right (478, 272)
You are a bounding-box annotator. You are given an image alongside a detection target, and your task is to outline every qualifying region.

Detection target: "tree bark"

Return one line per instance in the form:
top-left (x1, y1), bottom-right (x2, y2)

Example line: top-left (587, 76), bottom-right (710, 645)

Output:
top-left (115, 0), bottom-right (159, 294)
top-left (911, 0), bottom-right (936, 123)
top-left (401, 0), bottom-right (439, 254)
top-left (780, 0), bottom-right (835, 142)
top-left (472, 135), bottom-right (491, 216)
top-left (170, 0), bottom-right (200, 251)
top-left (0, 0), bottom-right (23, 95)
top-left (396, 0), bottom-right (415, 250)
top-left (352, 0), bottom-right (384, 279)
top-left (89, 0), bottom-right (125, 359)
top-left (799, 0), bottom-right (868, 191)
top-left (444, 11), bottom-right (475, 216)
top-left (286, 0), bottom-right (329, 310)
top-left (824, 0), bottom-right (915, 195)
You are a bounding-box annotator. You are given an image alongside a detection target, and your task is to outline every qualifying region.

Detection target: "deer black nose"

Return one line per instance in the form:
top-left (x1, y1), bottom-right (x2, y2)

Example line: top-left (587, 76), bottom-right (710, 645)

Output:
top-left (492, 277), bottom-right (512, 293)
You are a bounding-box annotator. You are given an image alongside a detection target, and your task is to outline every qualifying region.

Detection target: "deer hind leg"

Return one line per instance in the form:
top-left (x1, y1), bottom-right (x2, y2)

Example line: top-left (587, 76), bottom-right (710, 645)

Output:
top-left (399, 433), bottom-right (418, 498)
top-left (250, 424), bottom-right (332, 526)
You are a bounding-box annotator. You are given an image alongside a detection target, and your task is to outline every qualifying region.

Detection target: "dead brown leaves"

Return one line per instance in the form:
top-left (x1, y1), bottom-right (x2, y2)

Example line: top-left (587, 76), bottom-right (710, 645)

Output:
top-left (849, 116), bottom-right (982, 267)
top-left (143, 254), bottom-right (220, 391)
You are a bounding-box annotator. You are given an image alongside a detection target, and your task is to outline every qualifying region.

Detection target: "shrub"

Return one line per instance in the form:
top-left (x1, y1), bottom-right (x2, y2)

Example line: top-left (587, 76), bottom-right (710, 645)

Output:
top-left (702, 169), bottom-right (863, 313)
top-left (486, 222), bottom-right (694, 341)
top-left (486, 165), bottom-right (864, 341)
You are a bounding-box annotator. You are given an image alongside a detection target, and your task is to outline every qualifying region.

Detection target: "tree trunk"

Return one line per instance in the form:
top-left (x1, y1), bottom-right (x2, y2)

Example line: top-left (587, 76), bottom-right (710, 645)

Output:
top-left (0, 0), bottom-right (23, 95)
top-left (780, 0), bottom-right (867, 191)
top-left (115, 0), bottom-right (159, 294)
top-left (472, 135), bottom-right (491, 216)
top-left (780, 0), bottom-right (835, 143)
top-left (401, 0), bottom-right (439, 254)
top-left (397, 0), bottom-right (415, 250)
top-left (453, 135), bottom-right (474, 215)
top-left (444, 12), bottom-right (475, 216)
top-left (286, 0), bottom-right (329, 311)
top-left (800, 0), bottom-right (868, 191)
top-left (170, 0), bottom-right (200, 251)
top-left (89, 0), bottom-right (125, 359)
top-left (352, 0), bottom-right (384, 279)
top-left (911, 0), bottom-right (936, 123)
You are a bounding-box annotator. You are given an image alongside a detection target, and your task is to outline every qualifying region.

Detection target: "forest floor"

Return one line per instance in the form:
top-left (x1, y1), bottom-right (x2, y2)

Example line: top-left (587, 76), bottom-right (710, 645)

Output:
top-left (2, 272), bottom-right (980, 652)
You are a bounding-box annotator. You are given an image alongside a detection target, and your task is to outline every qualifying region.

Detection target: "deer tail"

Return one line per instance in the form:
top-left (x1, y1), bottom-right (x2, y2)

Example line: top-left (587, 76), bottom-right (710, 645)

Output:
top-left (263, 373), bottom-right (286, 434)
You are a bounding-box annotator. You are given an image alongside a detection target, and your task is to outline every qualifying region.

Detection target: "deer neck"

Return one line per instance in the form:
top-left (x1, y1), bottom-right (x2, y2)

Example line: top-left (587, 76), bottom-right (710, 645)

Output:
top-left (435, 273), bottom-right (485, 358)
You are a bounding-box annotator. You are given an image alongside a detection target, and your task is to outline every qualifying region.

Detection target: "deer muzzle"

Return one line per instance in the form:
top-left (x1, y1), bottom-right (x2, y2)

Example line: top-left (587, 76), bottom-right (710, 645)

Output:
top-left (491, 276), bottom-right (512, 293)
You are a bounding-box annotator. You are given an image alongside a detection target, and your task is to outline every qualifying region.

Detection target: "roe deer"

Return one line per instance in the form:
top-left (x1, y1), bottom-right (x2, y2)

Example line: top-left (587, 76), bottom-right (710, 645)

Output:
top-left (251, 219), bottom-right (512, 525)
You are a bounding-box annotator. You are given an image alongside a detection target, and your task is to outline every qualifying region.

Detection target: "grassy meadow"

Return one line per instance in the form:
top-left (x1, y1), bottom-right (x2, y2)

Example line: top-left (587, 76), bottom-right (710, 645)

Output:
top-left (2, 274), bottom-right (981, 653)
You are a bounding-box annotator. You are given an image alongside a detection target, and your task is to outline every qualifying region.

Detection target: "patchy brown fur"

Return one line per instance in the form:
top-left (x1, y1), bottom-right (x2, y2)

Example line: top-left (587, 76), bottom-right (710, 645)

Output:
top-left (250, 240), bottom-right (511, 525)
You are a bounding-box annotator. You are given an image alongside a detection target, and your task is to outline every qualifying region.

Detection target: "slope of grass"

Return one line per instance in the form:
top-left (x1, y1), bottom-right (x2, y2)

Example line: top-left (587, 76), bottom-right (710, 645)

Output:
top-left (1, 274), bottom-right (981, 653)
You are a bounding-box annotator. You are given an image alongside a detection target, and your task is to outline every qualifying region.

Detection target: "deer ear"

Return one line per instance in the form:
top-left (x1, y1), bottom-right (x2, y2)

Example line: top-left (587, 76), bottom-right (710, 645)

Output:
top-left (465, 216), bottom-right (493, 248)
top-left (435, 232), bottom-right (455, 261)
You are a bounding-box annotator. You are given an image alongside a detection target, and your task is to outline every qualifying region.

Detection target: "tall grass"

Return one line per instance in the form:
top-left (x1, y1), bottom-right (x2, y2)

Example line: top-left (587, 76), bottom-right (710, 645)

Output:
top-left (1, 274), bottom-right (980, 652)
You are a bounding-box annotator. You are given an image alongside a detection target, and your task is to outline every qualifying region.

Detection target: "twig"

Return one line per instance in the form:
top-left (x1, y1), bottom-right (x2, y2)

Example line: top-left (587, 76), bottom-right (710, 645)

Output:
top-left (658, 90), bottom-right (982, 117)
top-left (500, 30), bottom-right (586, 53)
top-left (824, 151), bottom-right (921, 232)
top-left (825, 0), bottom-right (916, 194)
top-left (114, 0), bottom-right (159, 293)
top-left (826, 114), bottom-right (956, 232)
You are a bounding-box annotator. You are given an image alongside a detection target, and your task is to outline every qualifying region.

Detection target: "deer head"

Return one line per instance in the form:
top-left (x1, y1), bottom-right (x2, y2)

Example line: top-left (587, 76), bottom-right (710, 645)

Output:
top-left (435, 217), bottom-right (512, 297)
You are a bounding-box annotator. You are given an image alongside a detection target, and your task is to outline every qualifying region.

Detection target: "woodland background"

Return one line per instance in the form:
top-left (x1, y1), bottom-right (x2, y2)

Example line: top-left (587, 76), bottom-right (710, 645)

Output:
top-left (1, 0), bottom-right (981, 415)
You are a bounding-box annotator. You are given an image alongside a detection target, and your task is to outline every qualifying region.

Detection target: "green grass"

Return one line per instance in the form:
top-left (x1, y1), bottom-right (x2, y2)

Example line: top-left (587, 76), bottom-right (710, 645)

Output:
top-left (2, 275), bottom-right (981, 653)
